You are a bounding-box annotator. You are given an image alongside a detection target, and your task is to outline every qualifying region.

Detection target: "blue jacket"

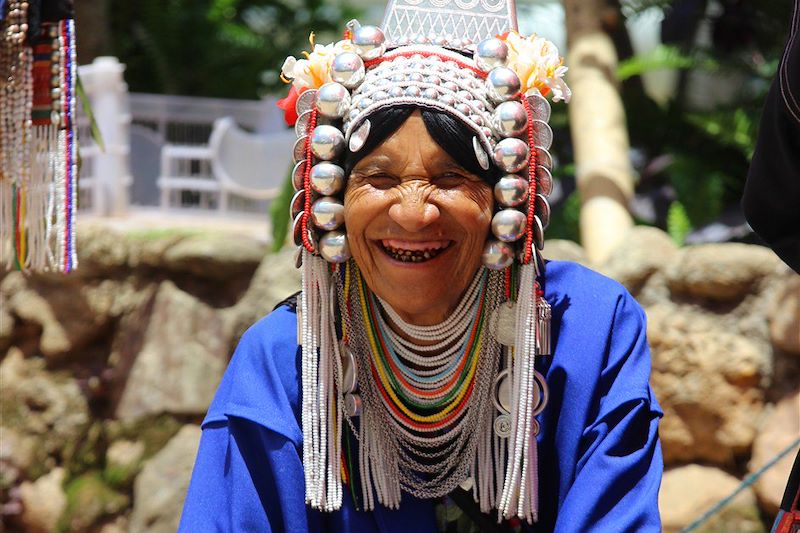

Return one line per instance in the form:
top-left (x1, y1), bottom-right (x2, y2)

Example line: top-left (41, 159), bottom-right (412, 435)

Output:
top-left (180, 261), bottom-right (663, 532)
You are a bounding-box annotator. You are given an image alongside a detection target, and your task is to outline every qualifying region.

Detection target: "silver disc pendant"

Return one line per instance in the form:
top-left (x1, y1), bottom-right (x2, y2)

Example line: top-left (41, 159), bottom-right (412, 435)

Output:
top-left (293, 135), bottom-right (308, 163)
top-left (295, 110), bottom-right (313, 137)
top-left (290, 189), bottom-right (306, 220)
top-left (292, 159), bottom-right (307, 191)
top-left (491, 301), bottom-right (516, 347)
top-left (532, 119), bottom-right (553, 150)
top-left (534, 147), bottom-right (553, 170)
top-left (344, 393), bottom-right (363, 417)
top-left (494, 414), bottom-right (511, 438)
top-left (492, 369), bottom-right (512, 413)
top-left (295, 89), bottom-right (318, 115)
top-left (527, 91), bottom-right (552, 122)
top-left (535, 193), bottom-right (551, 229)
top-left (531, 371), bottom-right (550, 417)
top-left (341, 345), bottom-right (358, 394)
top-left (473, 136), bottom-right (490, 170)
top-left (536, 166), bottom-right (554, 197)
top-left (349, 119), bottom-right (371, 152)
top-left (532, 215), bottom-right (545, 250)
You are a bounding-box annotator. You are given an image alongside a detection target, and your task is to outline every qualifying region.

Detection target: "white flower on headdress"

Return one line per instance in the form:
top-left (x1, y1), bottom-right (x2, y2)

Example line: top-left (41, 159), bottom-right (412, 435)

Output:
top-left (281, 34), bottom-right (355, 90)
top-left (502, 31), bottom-right (571, 103)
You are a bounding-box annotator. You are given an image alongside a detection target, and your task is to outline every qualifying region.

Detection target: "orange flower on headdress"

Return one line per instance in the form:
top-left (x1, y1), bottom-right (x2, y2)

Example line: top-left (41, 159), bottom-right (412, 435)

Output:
top-left (280, 33), bottom-right (355, 90)
top-left (501, 31), bottom-right (571, 103)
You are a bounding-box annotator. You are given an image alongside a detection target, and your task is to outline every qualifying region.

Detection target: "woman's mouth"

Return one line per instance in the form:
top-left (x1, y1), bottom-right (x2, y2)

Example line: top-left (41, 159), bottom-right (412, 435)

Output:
top-left (379, 239), bottom-right (452, 263)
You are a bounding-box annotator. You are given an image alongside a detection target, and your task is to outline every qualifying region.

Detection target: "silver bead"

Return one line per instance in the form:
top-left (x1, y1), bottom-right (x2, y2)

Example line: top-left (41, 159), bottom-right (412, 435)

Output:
top-left (316, 82), bottom-right (351, 119)
top-left (357, 97), bottom-right (373, 110)
top-left (493, 137), bottom-right (529, 173)
top-left (352, 25), bottom-right (386, 60)
top-left (50, 87), bottom-right (61, 100)
top-left (408, 72), bottom-right (424, 83)
top-left (309, 162), bottom-right (345, 195)
top-left (493, 100), bottom-right (528, 137)
top-left (486, 67), bottom-right (521, 103)
top-left (472, 100), bottom-right (486, 112)
top-left (456, 90), bottom-right (474, 101)
top-left (310, 125), bottom-right (345, 161)
top-left (372, 90), bottom-right (389, 101)
top-left (494, 174), bottom-right (529, 207)
top-left (469, 115), bottom-right (484, 127)
top-left (440, 94), bottom-right (456, 106)
top-left (433, 36), bottom-right (447, 46)
top-left (481, 126), bottom-right (493, 139)
top-left (422, 87), bottom-right (438, 100)
top-left (455, 103), bottom-right (471, 115)
top-left (388, 86), bottom-right (404, 98)
top-left (443, 81), bottom-right (459, 93)
top-left (491, 208), bottom-right (527, 242)
top-left (482, 240), bottom-right (514, 270)
top-left (474, 38), bottom-right (509, 72)
top-left (331, 52), bottom-right (365, 89)
top-left (319, 230), bottom-right (351, 263)
top-left (348, 108), bottom-right (360, 121)
top-left (426, 75), bottom-right (441, 85)
top-left (405, 86), bottom-right (422, 98)
top-left (344, 393), bottom-right (362, 417)
top-left (391, 73), bottom-right (405, 83)
top-left (311, 196), bottom-right (345, 231)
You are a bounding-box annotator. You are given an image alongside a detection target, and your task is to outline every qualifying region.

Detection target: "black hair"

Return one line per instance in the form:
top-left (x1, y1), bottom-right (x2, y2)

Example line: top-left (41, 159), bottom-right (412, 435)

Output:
top-left (344, 106), bottom-right (502, 186)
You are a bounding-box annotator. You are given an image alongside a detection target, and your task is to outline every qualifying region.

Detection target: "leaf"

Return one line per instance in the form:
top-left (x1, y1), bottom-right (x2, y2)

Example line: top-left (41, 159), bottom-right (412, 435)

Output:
top-left (76, 75), bottom-right (106, 152)
top-left (617, 45), bottom-right (715, 82)
top-left (269, 164), bottom-right (296, 252)
top-left (666, 201), bottom-right (692, 246)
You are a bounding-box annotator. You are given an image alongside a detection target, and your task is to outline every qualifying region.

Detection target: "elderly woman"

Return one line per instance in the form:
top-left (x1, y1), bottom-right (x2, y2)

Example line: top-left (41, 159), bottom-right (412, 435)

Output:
top-left (180, 12), bottom-right (663, 533)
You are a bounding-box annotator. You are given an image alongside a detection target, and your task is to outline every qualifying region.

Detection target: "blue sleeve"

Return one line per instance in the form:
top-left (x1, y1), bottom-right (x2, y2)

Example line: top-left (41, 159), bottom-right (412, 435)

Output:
top-left (553, 293), bottom-right (663, 532)
top-left (179, 419), bottom-right (323, 533)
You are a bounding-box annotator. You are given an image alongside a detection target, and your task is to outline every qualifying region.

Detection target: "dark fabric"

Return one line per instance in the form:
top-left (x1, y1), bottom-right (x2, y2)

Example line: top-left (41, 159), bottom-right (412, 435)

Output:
top-left (742, 0), bottom-right (800, 273)
top-left (180, 261), bottom-right (664, 532)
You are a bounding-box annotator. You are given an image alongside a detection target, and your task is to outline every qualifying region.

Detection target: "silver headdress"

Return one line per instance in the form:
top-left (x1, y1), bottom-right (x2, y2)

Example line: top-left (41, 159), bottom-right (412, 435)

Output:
top-left (280, 0), bottom-right (570, 522)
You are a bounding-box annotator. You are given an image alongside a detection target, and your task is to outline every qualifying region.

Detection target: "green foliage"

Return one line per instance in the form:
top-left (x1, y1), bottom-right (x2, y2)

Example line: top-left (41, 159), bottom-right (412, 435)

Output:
top-left (109, 0), bottom-right (360, 98)
top-left (270, 164), bottom-right (296, 252)
top-left (60, 472), bottom-right (129, 533)
top-left (666, 200), bottom-right (691, 245)
top-left (545, 189), bottom-right (581, 244)
top-left (617, 44), bottom-right (714, 82)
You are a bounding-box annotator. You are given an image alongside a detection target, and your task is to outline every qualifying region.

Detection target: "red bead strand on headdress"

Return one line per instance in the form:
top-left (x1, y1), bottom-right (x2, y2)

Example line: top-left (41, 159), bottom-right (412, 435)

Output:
top-left (301, 107), bottom-right (319, 253)
top-left (522, 96), bottom-right (538, 265)
top-left (365, 51), bottom-right (488, 78)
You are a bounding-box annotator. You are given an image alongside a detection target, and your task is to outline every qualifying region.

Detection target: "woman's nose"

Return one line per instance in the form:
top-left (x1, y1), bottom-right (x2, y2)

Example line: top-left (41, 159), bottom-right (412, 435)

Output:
top-left (388, 185), bottom-right (440, 232)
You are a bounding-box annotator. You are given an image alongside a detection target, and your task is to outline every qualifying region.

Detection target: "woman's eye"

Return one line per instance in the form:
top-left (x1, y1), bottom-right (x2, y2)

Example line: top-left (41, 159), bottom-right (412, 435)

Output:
top-left (365, 173), bottom-right (398, 189)
top-left (434, 173), bottom-right (468, 188)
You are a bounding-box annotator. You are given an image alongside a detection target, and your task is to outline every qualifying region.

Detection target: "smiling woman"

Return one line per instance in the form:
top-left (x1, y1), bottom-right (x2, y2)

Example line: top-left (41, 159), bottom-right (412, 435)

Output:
top-left (179, 4), bottom-right (664, 532)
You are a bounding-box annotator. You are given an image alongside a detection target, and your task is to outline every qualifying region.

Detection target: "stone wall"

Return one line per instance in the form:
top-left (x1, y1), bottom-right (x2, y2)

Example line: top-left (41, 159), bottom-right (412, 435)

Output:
top-left (1, 224), bottom-right (797, 532)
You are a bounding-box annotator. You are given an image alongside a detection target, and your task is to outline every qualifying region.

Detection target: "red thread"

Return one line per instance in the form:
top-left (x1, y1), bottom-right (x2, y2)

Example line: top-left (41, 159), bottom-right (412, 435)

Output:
top-left (504, 266), bottom-right (512, 300)
top-left (301, 106), bottom-right (319, 252)
top-left (522, 96), bottom-right (537, 265)
top-left (364, 50), bottom-right (488, 78)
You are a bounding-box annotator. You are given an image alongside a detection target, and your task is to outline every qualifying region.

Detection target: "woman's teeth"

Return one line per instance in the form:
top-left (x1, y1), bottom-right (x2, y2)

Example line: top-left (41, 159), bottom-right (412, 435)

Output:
top-left (382, 242), bottom-right (449, 263)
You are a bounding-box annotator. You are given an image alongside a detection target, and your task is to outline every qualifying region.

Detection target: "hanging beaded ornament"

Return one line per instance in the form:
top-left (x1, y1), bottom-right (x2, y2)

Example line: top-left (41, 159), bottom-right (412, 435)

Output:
top-left (278, 0), bottom-right (570, 522)
top-left (0, 2), bottom-right (78, 273)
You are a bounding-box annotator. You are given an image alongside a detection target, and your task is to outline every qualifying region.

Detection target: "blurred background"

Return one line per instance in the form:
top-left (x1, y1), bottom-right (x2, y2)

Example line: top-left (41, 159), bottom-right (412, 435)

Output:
top-left (1, 0), bottom-right (799, 532)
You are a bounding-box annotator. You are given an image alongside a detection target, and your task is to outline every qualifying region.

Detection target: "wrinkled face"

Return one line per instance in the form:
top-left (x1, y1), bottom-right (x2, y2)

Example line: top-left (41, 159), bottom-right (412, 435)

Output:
top-left (344, 111), bottom-right (493, 326)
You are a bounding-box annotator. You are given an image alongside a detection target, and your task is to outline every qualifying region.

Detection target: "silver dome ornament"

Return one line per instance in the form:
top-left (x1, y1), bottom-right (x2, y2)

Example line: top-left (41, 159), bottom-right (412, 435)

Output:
top-left (440, 94), bottom-right (456, 107)
top-left (534, 193), bottom-right (551, 229)
top-left (536, 166), bottom-right (554, 197)
top-left (316, 82), bottom-right (351, 119)
top-left (532, 119), bottom-right (554, 150)
top-left (349, 120), bottom-right (371, 152)
top-left (493, 137), bottom-right (530, 173)
top-left (311, 196), bottom-right (345, 231)
top-left (527, 91), bottom-right (552, 122)
top-left (482, 239), bottom-right (514, 270)
top-left (474, 38), bottom-right (509, 72)
top-left (372, 90), bottom-right (389, 101)
top-left (443, 81), bottom-right (459, 92)
top-left (310, 125), bottom-right (345, 161)
top-left (388, 86), bottom-right (404, 98)
top-left (344, 393), bottom-right (362, 417)
top-left (295, 89), bottom-right (318, 115)
top-left (493, 369), bottom-right (512, 412)
top-left (319, 230), bottom-right (351, 263)
top-left (491, 208), bottom-right (527, 242)
top-left (408, 72), bottom-right (424, 83)
top-left (494, 174), bottom-right (529, 207)
top-left (309, 162), bottom-right (345, 195)
top-left (455, 103), bottom-right (471, 115)
top-left (422, 87), bottom-right (439, 100)
top-left (493, 101), bottom-right (528, 137)
top-left (293, 135), bottom-right (308, 163)
top-left (472, 137), bottom-right (490, 170)
top-left (405, 86), bottom-right (422, 98)
top-left (331, 52), bottom-right (366, 89)
top-left (351, 25), bottom-right (386, 60)
top-left (292, 159), bottom-right (307, 191)
top-left (486, 67), bottom-right (521, 103)
top-left (290, 189), bottom-right (306, 219)
top-left (340, 346), bottom-right (358, 394)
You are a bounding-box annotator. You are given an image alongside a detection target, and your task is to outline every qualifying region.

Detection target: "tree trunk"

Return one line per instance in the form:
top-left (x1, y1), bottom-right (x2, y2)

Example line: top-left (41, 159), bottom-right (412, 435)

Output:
top-left (563, 0), bottom-right (634, 263)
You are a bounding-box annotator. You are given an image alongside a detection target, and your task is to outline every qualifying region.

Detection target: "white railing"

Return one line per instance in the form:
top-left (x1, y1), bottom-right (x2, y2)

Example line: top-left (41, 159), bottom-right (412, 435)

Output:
top-left (76, 56), bottom-right (289, 217)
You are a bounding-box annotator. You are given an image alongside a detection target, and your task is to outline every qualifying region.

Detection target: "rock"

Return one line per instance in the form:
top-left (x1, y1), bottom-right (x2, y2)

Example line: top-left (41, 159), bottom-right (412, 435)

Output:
top-left (75, 224), bottom-right (130, 277)
top-left (129, 424), bottom-right (202, 533)
top-left (114, 281), bottom-right (230, 421)
top-left (665, 243), bottom-right (781, 301)
top-left (161, 233), bottom-right (266, 280)
top-left (542, 239), bottom-right (589, 265)
top-left (0, 349), bottom-right (90, 480)
top-left (98, 516), bottom-right (129, 533)
top-left (223, 247), bottom-right (301, 341)
top-left (18, 467), bottom-right (67, 533)
top-left (769, 276), bottom-right (800, 355)
top-left (749, 390), bottom-right (800, 516)
top-left (660, 465), bottom-right (764, 533)
top-left (599, 226), bottom-right (677, 292)
top-left (62, 471), bottom-right (129, 532)
top-left (0, 290), bottom-right (13, 352)
top-left (647, 305), bottom-right (769, 465)
top-left (105, 439), bottom-right (146, 487)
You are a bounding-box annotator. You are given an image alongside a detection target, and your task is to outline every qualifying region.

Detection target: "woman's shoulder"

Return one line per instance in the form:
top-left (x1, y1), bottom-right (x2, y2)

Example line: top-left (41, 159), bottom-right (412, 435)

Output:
top-left (202, 299), bottom-right (302, 444)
